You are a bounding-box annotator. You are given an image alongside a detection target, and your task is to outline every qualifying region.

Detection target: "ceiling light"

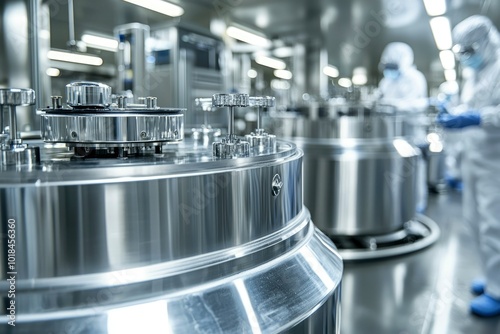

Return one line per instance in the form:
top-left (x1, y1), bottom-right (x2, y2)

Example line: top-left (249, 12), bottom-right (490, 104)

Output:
top-left (255, 56), bottom-right (286, 70)
top-left (81, 34), bottom-right (118, 52)
top-left (338, 78), bottom-right (352, 88)
top-left (47, 50), bottom-right (103, 66)
top-left (273, 46), bottom-right (294, 58)
top-left (444, 69), bottom-right (456, 81)
top-left (122, 0), bottom-right (184, 17)
top-left (423, 0), bottom-right (446, 16)
top-left (271, 79), bottom-right (290, 90)
top-left (430, 17), bottom-right (452, 50)
top-left (247, 69), bottom-right (258, 78)
top-left (274, 69), bottom-right (293, 80)
top-left (439, 50), bottom-right (455, 70)
top-left (323, 65), bottom-right (339, 78)
top-left (352, 74), bottom-right (367, 86)
top-left (226, 26), bottom-right (271, 48)
top-left (46, 68), bottom-right (60, 77)
top-left (352, 67), bottom-right (367, 85)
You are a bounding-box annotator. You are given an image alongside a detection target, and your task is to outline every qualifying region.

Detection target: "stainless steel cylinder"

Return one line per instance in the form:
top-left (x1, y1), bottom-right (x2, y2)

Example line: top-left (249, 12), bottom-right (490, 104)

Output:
top-left (267, 111), bottom-right (420, 236)
top-left (0, 138), bottom-right (342, 333)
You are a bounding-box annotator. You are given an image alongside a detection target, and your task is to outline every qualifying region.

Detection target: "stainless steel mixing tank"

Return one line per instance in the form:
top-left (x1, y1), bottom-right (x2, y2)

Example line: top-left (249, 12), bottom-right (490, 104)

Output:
top-left (0, 84), bottom-right (343, 333)
top-left (269, 109), bottom-right (419, 236)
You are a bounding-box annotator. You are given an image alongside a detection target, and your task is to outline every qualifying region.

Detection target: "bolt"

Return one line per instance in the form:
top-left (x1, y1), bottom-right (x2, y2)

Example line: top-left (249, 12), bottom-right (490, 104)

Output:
top-left (71, 131), bottom-right (78, 138)
top-left (140, 131), bottom-right (147, 139)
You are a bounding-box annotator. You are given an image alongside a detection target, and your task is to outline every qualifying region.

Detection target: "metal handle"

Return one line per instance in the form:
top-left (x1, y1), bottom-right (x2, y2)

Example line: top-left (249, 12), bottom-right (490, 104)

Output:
top-left (212, 93), bottom-right (249, 107)
top-left (0, 88), bottom-right (36, 143)
top-left (212, 93), bottom-right (249, 140)
top-left (249, 96), bottom-right (275, 130)
top-left (248, 96), bottom-right (275, 108)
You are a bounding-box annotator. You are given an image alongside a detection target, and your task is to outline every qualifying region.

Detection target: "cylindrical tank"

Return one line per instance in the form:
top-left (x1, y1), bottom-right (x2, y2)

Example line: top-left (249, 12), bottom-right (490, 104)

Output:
top-left (0, 87), bottom-right (343, 333)
top-left (267, 106), bottom-right (420, 236)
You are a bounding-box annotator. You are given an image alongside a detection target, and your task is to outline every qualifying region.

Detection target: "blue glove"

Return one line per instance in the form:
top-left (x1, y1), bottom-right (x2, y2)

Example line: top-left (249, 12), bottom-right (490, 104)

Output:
top-left (436, 111), bottom-right (481, 129)
top-left (437, 102), bottom-right (449, 114)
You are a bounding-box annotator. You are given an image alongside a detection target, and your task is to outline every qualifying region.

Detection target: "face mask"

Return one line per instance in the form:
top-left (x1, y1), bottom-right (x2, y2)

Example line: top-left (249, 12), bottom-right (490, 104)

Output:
top-left (461, 53), bottom-right (483, 70)
top-left (383, 69), bottom-right (400, 79)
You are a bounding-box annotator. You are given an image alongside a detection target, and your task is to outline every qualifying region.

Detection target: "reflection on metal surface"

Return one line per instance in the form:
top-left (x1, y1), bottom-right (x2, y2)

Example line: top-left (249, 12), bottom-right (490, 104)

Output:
top-left (0, 88), bottom-right (40, 166)
top-left (268, 105), bottom-right (440, 260)
top-left (0, 84), bottom-right (343, 333)
top-left (333, 214), bottom-right (441, 261)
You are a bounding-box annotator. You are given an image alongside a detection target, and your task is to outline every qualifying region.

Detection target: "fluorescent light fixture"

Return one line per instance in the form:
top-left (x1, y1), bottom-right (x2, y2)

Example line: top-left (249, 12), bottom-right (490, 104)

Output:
top-left (423, 0), bottom-right (446, 16)
top-left (247, 69), bottom-right (258, 78)
top-left (81, 34), bottom-right (118, 52)
top-left (47, 50), bottom-right (103, 66)
top-left (352, 67), bottom-right (367, 85)
top-left (123, 0), bottom-right (184, 17)
top-left (338, 78), bottom-right (352, 88)
top-left (255, 56), bottom-right (286, 70)
top-left (226, 26), bottom-right (271, 47)
top-left (430, 17), bottom-right (452, 50)
top-left (439, 50), bottom-right (455, 70)
top-left (273, 46), bottom-right (294, 58)
top-left (46, 68), bottom-right (60, 77)
top-left (323, 65), bottom-right (339, 78)
top-left (271, 79), bottom-right (290, 90)
top-left (352, 74), bottom-right (367, 85)
top-left (274, 69), bottom-right (293, 80)
top-left (444, 69), bottom-right (456, 81)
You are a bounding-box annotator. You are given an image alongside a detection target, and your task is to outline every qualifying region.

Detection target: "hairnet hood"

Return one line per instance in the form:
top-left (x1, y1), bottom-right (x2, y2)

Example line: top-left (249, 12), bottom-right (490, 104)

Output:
top-left (452, 15), bottom-right (500, 66)
top-left (380, 42), bottom-right (414, 70)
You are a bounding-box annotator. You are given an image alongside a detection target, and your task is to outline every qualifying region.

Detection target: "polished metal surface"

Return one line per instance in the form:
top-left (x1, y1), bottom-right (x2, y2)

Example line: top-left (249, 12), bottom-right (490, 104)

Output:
top-left (147, 24), bottom-right (227, 128)
top-left (267, 110), bottom-right (407, 139)
top-left (66, 81), bottom-right (112, 108)
top-left (245, 96), bottom-right (277, 154)
top-left (300, 136), bottom-right (419, 235)
top-left (0, 88), bottom-right (35, 143)
top-left (40, 111), bottom-right (184, 146)
top-left (0, 88), bottom-right (36, 106)
top-left (40, 82), bottom-right (185, 149)
top-left (211, 93), bottom-right (252, 158)
top-left (212, 93), bottom-right (249, 108)
top-left (245, 128), bottom-right (277, 154)
top-left (0, 137), bottom-right (343, 333)
top-left (271, 111), bottom-right (421, 237)
top-left (0, 88), bottom-right (39, 166)
top-left (337, 214), bottom-right (440, 261)
top-left (341, 192), bottom-right (500, 334)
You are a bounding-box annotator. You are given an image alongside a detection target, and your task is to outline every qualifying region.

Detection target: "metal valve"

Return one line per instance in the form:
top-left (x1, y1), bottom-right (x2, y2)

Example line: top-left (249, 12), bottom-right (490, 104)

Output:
top-left (0, 88), bottom-right (40, 166)
top-left (249, 96), bottom-right (275, 131)
top-left (211, 93), bottom-right (250, 159)
top-left (66, 81), bottom-right (112, 108)
top-left (193, 98), bottom-right (221, 147)
top-left (245, 96), bottom-right (277, 153)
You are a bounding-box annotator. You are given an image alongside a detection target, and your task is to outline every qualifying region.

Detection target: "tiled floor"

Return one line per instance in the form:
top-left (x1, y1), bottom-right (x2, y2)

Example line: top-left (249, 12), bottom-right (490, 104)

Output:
top-left (340, 191), bottom-right (500, 334)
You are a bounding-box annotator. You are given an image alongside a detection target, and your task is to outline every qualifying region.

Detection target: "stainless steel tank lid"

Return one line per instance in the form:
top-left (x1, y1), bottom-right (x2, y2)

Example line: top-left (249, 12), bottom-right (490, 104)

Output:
top-left (40, 82), bottom-right (185, 148)
top-left (66, 81), bottom-right (112, 108)
top-left (0, 88), bottom-right (35, 105)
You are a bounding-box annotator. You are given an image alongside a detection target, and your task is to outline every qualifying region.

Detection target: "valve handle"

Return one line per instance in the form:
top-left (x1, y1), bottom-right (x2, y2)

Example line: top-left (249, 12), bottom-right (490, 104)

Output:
top-left (249, 96), bottom-right (275, 108)
top-left (0, 88), bottom-right (36, 106)
top-left (212, 93), bottom-right (249, 107)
